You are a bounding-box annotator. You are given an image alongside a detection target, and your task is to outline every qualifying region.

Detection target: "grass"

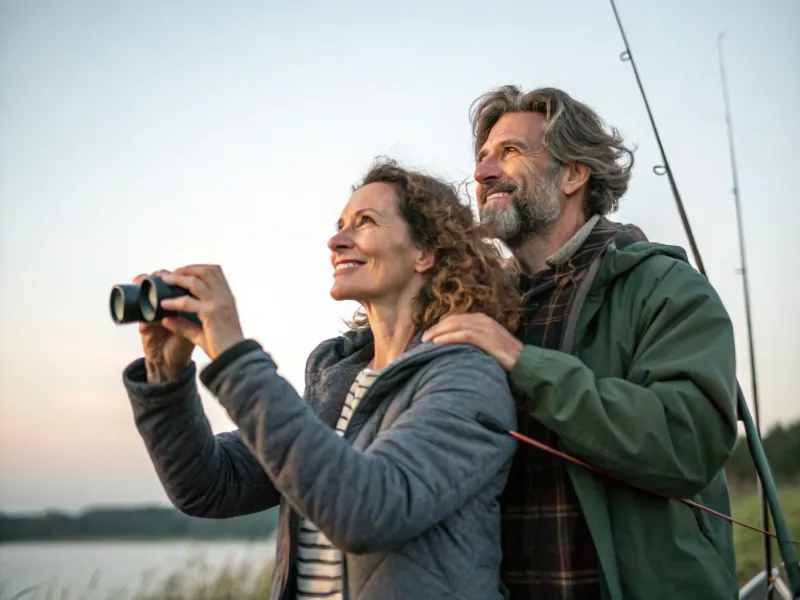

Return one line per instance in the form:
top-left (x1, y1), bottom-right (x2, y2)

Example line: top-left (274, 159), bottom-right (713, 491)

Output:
top-left (0, 557), bottom-right (274, 600)
top-left (2, 486), bottom-right (797, 598)
top-left (730, 484), bottom-right (800, 586)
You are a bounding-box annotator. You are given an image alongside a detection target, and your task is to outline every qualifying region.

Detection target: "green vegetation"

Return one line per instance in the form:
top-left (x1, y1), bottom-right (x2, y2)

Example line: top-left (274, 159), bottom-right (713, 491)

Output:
top-left (730, 485), bottom-right (799, 586)
top-left (725, 419), bottom-right (800, 488)
top-left (0, 506), bottom-right (278, 542)
top-left (725, 419), bottom-right (800, 586)
top-left (0, 557), bottom-right (275, 600)
top-left (0, 420), bottom-right (796, 596)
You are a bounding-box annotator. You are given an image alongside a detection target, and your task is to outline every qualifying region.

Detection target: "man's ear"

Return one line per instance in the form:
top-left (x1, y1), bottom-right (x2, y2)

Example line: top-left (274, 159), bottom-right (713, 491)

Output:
top-left (560, 162), bottom-right (590, 197)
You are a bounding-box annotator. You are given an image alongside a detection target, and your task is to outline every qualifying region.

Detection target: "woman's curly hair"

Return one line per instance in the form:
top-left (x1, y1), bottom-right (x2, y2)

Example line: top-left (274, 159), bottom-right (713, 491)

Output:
top-left (349, 158), bottom-right (523, 333)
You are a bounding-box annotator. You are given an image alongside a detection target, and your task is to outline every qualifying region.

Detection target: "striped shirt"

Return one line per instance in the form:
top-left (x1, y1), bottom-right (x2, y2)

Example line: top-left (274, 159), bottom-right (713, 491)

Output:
top-left (296, 367), bottom-right (381, 600)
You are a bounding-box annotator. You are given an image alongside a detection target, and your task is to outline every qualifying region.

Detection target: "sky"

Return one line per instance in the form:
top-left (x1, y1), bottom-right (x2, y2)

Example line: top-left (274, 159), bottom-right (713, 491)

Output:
top-left (0, 0), bottom-right (797, 514)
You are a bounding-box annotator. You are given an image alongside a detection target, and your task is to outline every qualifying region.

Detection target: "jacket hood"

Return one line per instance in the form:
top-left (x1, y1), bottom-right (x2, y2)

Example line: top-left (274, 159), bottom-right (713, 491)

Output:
top-left (319, 327), bottom-right (429, 367)
top-left (592, 239), bottom-right (692, 290)
top-left (307, 326), bottom-right (468, 388)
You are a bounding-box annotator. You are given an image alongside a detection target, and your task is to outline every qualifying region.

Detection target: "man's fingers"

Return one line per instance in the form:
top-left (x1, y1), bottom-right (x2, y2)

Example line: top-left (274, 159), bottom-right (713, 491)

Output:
top-left (132, 273), bottom-right (149, 285)
top-left (422, 313), bottom-right (488, 343)
top-left (422, 315), bottom-right (469, 342)
top-left (425, 331), bottom-right (474, 347)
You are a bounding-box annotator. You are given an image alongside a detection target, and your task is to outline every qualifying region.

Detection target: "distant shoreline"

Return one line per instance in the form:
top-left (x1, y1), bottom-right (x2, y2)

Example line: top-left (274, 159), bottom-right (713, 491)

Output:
top-left (0, 505), bottom-right (176, 519)
top-left (0, 505), bottom-right (279, 543)
top-left (0, 532), bottom-right (275, 548)
top-left (0, 535), bottom-right (277, 544)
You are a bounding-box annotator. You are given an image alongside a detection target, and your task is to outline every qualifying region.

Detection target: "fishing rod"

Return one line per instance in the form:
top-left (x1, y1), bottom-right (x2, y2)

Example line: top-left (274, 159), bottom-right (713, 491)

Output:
top-left (717, 29), bottom-right (774, 595)
top-left (476, 413), bottom-right (800, 547)
top-left (607, 0), bottom-right (705, 276)
top-left (605, 1), bottom-right (798, 596)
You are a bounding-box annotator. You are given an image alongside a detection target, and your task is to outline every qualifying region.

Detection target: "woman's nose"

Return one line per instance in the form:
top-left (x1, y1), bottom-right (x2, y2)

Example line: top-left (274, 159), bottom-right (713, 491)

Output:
top-left (327, 229), bottom-right (354, 252)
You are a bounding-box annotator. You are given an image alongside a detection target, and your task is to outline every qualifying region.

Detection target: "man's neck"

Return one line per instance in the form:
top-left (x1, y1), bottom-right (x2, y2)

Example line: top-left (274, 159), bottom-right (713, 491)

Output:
top-left (511, 204), bottom-right (593, 276)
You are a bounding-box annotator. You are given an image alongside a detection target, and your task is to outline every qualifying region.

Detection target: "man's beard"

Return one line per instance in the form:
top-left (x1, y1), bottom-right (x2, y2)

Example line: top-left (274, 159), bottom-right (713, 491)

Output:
top-left (479, 168), bottom-right (562, 249)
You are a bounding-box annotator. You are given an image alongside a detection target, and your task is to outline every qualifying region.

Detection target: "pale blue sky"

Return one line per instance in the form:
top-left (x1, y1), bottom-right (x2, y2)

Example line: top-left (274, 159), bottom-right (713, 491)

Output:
top-left (0, 0), bottom-right (797, 513)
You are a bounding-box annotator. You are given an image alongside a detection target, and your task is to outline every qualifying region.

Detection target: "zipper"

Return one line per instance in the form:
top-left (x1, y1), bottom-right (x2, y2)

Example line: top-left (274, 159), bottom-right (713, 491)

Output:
top-left (343, 554), bottom-right (350, 600)
top-left (279, 343), bottom-right (454, 599)
top-left (280, 507), bottom-right (290, 589)
top-left (336, 371), bottom-right (380, 600)
top-left (340, 346), bottom-right (449, 441)
top-left (278, 507), bottom-right (298, 600)
top-left (335, 363), bottom-right (407, 598)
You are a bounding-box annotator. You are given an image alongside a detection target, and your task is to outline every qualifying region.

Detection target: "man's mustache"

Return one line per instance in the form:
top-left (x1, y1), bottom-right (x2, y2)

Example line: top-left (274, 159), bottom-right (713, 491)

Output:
top-left (479, 180), bottom-right (517, 205)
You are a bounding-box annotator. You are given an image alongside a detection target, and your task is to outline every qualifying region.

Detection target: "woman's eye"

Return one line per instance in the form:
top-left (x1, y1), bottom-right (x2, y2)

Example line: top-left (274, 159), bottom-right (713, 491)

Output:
top-left (358, 215), bottom-right (374, 225)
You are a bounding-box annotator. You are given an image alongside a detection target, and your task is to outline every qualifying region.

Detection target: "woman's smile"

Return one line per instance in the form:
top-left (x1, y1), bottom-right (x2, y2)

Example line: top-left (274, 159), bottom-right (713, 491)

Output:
top-left (333, 259), bottom-right (365, 277)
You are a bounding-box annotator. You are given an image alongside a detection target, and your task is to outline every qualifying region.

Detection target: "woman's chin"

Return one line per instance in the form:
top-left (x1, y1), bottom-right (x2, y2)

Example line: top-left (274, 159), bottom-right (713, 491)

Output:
top-left (329, 285), bottom-right (357, 302)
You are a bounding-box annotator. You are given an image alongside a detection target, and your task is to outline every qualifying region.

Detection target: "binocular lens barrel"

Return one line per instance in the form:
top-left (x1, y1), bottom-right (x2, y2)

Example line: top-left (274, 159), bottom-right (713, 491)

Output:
top-left (109, 276), bottom-right (200, 326)
top-left (110, 284), bottom-right (144, 324)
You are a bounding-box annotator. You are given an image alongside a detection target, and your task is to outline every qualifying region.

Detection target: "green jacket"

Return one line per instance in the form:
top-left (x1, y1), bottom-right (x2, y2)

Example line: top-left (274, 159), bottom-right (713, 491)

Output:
top-left (508, 240), bottom-right (739, 600)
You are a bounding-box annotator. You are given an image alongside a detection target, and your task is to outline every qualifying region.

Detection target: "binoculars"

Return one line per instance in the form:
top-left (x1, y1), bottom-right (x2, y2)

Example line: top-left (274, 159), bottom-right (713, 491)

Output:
top-left (109, 276), bottom-right (201, 326)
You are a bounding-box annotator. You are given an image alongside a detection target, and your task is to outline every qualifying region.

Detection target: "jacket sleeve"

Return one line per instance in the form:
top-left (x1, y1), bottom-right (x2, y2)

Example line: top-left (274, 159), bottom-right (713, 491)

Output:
top-left (508, 257), bottom-right (738, 498)
top-left (201, 344), bottom-right (517, 554)
top-left (122, 358), bottom-right (281, 518)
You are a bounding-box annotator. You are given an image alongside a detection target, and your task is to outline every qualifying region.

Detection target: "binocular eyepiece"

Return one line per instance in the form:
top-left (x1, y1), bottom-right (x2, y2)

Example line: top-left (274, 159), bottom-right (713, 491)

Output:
top-left (110, 276), bottom-right (200, 326)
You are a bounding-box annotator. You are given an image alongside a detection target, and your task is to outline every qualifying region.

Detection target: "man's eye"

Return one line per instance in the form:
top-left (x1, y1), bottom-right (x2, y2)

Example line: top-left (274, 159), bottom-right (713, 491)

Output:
top-left (504, 147), bottom-right (518, 156)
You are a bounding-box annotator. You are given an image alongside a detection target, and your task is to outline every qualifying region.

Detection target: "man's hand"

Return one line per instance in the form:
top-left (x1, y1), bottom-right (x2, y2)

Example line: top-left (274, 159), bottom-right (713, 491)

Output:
top-left (421, 313), bottom-right (523, 372)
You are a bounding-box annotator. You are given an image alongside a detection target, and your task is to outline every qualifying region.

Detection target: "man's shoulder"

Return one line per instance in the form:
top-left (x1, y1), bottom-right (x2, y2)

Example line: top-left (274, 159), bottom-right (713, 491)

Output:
top-left (601, 241), bottom-right (727, 320)
top-left (600, 239), bottom-right (696, 284)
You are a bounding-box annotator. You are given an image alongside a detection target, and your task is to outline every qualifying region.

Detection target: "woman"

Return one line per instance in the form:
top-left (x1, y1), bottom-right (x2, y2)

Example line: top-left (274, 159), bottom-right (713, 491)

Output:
top-left (122, 158), bottom-right (523, 600)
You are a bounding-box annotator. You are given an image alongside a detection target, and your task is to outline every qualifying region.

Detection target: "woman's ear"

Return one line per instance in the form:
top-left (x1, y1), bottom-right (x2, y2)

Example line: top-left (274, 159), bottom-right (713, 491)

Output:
top-left (415, 247), bottom-right (435, 274)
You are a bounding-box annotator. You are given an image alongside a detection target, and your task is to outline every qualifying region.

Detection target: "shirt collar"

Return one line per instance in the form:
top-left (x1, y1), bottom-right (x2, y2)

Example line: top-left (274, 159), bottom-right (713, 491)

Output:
top-left (545, 214), bottom-right (601, 268)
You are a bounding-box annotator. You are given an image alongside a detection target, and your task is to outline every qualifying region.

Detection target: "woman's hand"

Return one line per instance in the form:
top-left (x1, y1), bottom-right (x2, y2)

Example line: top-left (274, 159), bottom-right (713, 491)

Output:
top-left (158, 264), bottom-right (246, 361)
top-left (135, 270), bottom-right (196, 383)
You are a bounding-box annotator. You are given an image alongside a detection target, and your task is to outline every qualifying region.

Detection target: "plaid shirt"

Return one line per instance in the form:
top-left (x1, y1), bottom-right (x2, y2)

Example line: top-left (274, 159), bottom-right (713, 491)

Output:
top-left (501, 216), bottom-right (648, 600)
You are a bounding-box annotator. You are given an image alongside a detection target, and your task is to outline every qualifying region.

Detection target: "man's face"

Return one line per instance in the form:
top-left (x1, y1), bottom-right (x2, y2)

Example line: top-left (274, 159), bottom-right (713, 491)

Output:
top-left (474, 112), bottom-right (562, 247)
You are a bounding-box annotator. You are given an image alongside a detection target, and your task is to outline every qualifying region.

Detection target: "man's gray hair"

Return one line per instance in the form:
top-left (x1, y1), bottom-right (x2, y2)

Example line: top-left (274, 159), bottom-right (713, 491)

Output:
top-left (470, 85), bottom-right (635, 215)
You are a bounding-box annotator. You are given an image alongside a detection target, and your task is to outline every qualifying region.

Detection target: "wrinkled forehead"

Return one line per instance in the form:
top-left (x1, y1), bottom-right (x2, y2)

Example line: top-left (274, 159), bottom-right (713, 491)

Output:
top-left (476, 111), bottom-right (546, 162)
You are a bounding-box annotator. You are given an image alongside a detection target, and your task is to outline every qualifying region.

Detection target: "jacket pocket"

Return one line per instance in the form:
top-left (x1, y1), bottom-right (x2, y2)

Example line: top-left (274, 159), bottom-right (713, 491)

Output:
top-left (689, 503), bottom-right (721, 557)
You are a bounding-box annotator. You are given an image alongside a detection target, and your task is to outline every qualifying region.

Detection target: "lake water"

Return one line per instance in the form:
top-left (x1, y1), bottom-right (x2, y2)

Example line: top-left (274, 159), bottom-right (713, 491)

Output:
top-left (0, 538), bottom-right (276, 599)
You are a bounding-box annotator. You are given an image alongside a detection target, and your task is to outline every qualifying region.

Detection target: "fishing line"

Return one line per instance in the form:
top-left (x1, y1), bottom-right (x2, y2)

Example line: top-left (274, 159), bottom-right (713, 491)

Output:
top-left (477, 413), bottom-right (800, 546)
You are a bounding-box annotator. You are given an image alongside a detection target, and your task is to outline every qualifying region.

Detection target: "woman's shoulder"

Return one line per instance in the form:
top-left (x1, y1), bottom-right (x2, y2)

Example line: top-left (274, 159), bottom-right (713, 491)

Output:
top-left (404, 343), bottom-right (516, 429)
top-left (413, 342), bottom-right (510, 391)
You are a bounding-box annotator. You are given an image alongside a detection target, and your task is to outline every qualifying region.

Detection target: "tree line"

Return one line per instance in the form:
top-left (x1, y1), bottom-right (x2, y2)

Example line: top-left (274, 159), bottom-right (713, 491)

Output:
top-left (724, 418), bottom-right (799, 488)
top-left (0, 505), bottom-right (279, 542)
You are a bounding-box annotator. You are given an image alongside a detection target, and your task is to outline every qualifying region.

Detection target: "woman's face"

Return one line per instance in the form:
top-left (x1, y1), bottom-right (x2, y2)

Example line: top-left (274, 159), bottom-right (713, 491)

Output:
top-left (328, 182), bottom-right (432, 306)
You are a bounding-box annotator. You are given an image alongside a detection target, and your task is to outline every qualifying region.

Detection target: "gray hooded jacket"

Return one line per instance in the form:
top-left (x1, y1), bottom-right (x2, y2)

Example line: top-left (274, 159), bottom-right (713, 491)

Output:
top-left (122, 329), bottom-right (517, 600)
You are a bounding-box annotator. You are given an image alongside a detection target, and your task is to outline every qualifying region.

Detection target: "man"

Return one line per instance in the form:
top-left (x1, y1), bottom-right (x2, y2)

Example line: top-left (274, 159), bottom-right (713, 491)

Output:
top-left (422, 86), bottom-right (739, 600)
